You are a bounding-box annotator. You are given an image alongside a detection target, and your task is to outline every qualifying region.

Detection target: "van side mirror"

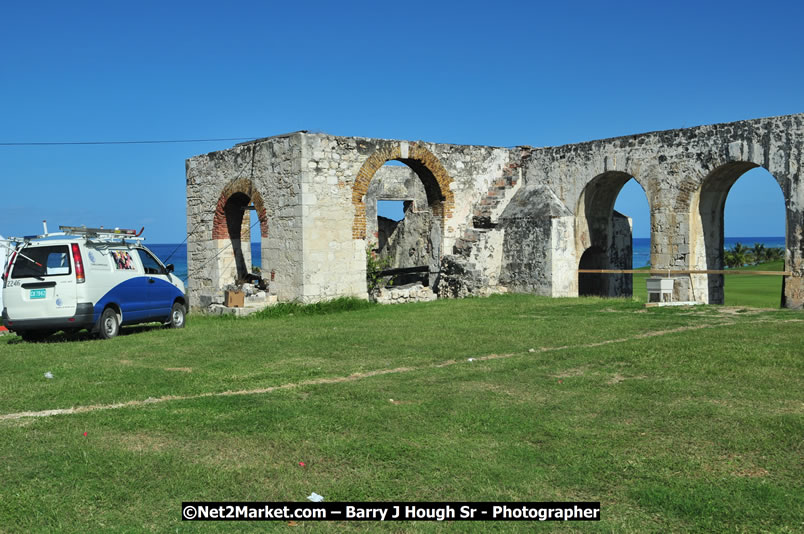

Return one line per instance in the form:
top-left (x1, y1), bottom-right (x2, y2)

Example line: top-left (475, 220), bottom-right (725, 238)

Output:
top-left (166, 264), bottom-right (174, 273)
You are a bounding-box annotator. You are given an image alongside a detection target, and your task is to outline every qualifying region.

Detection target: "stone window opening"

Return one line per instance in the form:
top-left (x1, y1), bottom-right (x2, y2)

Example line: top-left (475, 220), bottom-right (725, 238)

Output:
top-left (377, 199), bottom-right (411, 248)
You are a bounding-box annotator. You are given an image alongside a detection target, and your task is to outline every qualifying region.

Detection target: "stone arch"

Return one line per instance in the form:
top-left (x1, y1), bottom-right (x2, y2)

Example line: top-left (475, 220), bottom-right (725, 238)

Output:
top-left (575, 171), bottom-right (649, 297)
top-left (352, 142), bottom-right (454, 240)
top-left (211, 178), bottom-right (269, 287)
top-left (212, 177), bottom-right (268, 240)
top-left (576, 171), bottom-right (643, 248)
top-left (689, 161), bottom-right (786, 304)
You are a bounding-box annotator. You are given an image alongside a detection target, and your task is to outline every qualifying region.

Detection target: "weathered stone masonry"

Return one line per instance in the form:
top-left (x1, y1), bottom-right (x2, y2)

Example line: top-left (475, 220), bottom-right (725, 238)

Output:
top-left (186, 113), bottom-right (804, 310)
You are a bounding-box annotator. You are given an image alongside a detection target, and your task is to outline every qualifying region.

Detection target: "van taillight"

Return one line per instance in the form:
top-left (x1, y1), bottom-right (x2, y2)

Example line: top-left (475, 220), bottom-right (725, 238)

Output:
top-left (2, 251), bottom-right (16, 281)
top-left (71, 243), bottom-right (85, 283)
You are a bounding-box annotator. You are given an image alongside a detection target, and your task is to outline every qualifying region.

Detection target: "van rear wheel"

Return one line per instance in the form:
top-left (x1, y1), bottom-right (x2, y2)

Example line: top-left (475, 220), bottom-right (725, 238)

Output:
top-left (166, 302), bottom-right (185, 329)
top-left (98, 308), bottom-right (120, 339)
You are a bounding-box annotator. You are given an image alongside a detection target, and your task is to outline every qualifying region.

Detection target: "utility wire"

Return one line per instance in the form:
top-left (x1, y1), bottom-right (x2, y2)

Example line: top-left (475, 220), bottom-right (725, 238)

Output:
top-left (173, 217), bottom-right (262, 284)
top-left (162, 226), bottom-right (197, 265)
top-left (0, 137), bottom-right (258, 146)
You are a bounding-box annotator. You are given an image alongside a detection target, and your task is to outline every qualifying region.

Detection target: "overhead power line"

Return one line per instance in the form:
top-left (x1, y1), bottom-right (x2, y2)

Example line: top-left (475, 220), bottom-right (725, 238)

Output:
top-left (0, 137), bottom-right (258, 146)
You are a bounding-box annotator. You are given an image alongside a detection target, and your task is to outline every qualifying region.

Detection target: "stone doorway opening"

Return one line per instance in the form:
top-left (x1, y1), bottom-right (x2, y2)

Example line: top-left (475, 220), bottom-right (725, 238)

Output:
top-left (366, 163), bottom-right (440, 293)
top-left (692, 164), bottom-right (786, 306)
top-left (221, 192), bottom-right (252, 285)
top-left (578, 246), bottom-right (608, 296)
top-left (351, 142), bottom-right (454, 302)
top-left (211, 180), bottom-right (268, 300)
top-left (576, 172), bottom-right (649, 297)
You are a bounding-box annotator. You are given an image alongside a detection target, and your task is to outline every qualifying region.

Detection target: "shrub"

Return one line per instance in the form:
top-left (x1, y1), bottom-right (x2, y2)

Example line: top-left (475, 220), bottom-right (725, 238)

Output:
top-left (366, 243), bottom-right (392, 294)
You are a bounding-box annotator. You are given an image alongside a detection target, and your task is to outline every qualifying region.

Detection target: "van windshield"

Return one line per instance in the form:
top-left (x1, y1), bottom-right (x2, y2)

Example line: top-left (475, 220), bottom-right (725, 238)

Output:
top-left (12, 245), bottom-right (72, 278)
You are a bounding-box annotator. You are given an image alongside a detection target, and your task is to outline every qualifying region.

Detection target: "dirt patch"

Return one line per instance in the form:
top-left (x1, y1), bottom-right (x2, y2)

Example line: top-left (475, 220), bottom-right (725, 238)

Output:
top-left (733, 466), bottom-right (769, 478)
top-left (119, 360), bottom-right (133, 365)
top-left (193, 442), bottom-right (267, 469)
top-left (108, 432), bottom-right (277, 471)
top-left (474, 353), bottom-right (515, 362)
top-left (389, 398), bottom-right (417, 405)
top-left (554, 367), bottom-right (587, 378)
top-left (164, 367), bottom-right (192, 373)
top-left (702, 453), bottom-right (771, 478)
top-left (607, 374), bottom-right (647, 385)
top-left (715, 307), bottom-right (765, 315)
top-left (109, 432), bottom-right (177, 453)
top-left (4, 418), bottom-right (35, 428)
top-left (631, 323), bottom-right (734, 339)
top-left (463, 383), bottom-right (542, 404)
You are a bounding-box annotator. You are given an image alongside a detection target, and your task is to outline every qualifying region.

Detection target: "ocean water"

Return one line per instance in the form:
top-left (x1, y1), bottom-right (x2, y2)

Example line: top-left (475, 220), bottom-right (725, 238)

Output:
top-left (632, 237), bottom-right (785, 269)
top-left (150, 237), bottom-right (786, 283)
top-left (147, 242), bottom-right (262, 284)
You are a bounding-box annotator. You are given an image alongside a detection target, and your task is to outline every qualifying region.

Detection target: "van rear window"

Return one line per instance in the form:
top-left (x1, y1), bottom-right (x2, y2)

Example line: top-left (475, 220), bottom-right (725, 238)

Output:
top-left (11, 245), bottom-right (72, 278)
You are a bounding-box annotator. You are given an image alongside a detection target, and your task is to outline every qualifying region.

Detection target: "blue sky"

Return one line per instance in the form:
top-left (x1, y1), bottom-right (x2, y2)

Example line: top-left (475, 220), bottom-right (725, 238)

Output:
top-left (1, 0), bottom-right (800, 242)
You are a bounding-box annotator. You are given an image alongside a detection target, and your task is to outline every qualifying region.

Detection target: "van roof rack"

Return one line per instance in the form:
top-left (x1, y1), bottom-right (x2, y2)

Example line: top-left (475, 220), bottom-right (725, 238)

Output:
top-left (6, 222), bottom-right (146, 244)
top-left (59, 225), bottom-right (145, 238)
top-left (59, 226), bottom-right (146, 244)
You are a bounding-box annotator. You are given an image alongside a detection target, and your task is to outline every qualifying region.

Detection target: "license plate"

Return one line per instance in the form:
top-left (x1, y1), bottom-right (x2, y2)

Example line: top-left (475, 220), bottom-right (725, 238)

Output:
top-left (30, 289), bottom-right (47, 299)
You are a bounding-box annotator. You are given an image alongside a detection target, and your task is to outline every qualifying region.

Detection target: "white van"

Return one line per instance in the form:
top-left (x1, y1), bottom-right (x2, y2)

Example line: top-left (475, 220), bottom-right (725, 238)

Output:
top-left (1, 226), bottom-right (186, 341)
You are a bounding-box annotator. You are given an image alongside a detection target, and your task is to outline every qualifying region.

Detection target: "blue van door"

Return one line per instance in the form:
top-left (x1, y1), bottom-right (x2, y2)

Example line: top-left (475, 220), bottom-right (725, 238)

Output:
top-left (135, 249), bottom-right (177, 321)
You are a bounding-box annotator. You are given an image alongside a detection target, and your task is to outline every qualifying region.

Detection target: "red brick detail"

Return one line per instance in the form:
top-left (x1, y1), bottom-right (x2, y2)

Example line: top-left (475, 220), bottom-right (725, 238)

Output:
top-left (351, 142), bottom-right (454, 240)
top-left (211, 178), bottom-right (269, 240)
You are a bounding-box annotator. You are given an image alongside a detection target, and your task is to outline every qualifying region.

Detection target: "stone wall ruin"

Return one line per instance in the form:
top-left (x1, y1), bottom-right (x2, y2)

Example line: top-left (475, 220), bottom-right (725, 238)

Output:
top-left (186, 113), bottom-right (804, 310)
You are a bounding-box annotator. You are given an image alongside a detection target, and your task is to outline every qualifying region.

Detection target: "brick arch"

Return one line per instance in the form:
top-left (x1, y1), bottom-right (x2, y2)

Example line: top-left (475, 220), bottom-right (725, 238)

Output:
top-left (351, 142), bottom-right (454, 239)
top-left (211, 178), bottom-right (268, 240)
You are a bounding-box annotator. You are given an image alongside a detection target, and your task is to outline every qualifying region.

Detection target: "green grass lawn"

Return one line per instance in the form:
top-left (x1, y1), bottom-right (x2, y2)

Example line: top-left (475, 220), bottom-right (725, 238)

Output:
top-left (723, 260), bottom-right (785, 308)
top-left (1, 295), bottom-right (802, 532)
top-left (633, 261), bottom-right (785, 308)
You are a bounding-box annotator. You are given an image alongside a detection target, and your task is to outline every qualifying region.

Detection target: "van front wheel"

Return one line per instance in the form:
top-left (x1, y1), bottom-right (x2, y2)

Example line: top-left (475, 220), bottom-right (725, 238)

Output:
top-left (98, 308), bottom-right (120, 339)
top-left (167, 303), bottom-right (185, 329)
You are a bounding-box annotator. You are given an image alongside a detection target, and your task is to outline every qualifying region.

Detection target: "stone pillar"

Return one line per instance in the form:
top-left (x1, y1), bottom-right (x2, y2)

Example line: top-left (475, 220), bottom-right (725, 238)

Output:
top-left (650, 205), bottom-right (696, 303)
top-left (609, 212), bottom-right (633, 297)
top-left (550, 215), bottom-right (577, 297)
top-left (783, 177), bottom-right (804, 309)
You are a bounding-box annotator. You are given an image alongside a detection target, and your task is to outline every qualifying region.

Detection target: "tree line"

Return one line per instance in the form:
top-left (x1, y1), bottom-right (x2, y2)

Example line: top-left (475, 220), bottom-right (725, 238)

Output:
top-left (724, 243), bottom-right (784, 268)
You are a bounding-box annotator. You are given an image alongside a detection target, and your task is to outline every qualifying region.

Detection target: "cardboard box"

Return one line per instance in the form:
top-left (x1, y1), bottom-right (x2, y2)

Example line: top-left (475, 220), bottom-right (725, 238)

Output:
top-left (225, 290), bottom-right (245, 308)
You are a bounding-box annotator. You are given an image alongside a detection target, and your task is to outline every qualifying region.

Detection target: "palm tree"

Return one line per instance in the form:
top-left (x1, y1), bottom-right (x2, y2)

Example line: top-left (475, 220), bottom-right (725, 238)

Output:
top-left (766, 247), bottom-right (784, 262)
top-left (724, 250), bottom-right (737, 268)
top-left (751, 243), bottom-right (766, 264)
top-left (726, 242), bottom-right (749, 268)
